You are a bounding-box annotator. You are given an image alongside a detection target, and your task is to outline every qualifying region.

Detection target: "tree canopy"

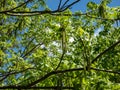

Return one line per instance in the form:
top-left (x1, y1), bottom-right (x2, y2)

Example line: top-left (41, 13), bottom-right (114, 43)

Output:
top-left (0, 0), bottom-right (120, 89)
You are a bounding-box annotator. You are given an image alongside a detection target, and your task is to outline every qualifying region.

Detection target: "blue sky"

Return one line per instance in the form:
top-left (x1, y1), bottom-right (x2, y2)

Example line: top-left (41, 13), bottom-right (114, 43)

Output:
top-left (46, 0), bottom-right (120, 12)
top-left (45, 0), bottom-right (120, 36)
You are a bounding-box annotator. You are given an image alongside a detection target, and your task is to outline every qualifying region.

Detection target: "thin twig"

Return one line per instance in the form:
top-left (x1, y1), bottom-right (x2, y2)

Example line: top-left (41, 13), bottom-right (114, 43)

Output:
top-left (58, 0), bottom-right (63, 10)
top-left (91, 39), bottom-right (120, 64)
top-left (61, 0), bottom-right (70, 9)
top-left (91, 67), bottom-right (120, 74)
top-left (79, 37), bottom-right (89, 70)
top-left (20, 37), bottom-right (35, 57)
top-left (0, 68), bottom-right (35, 82)
top-left (22, 43), bottom-right (43, 58)
top-left (61, 0), bottom-right (80, 11)
top-left (55, 25), bottom-right (68, 71)
top-left (55, 51), bottom-right (65, 71)
top-left (0, 0), bottom-right (33, 13)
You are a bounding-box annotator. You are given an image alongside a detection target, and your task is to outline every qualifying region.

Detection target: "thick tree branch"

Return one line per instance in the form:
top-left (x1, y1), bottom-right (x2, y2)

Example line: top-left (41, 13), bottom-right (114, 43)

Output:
top-left (4, 10), bottom-right (58, 16)
top-left (0, 0), bottom-right (120, 22)
top-left (5, 12), bottom-right (120, 21)
top-left (26, 68), bottom-right (84, 87)
top-left (0, 66), bottom-right (120, 88)
top-left (0, 0), bottom-right (80, 16)
top-left (0, 86), bottom-right (74, 89)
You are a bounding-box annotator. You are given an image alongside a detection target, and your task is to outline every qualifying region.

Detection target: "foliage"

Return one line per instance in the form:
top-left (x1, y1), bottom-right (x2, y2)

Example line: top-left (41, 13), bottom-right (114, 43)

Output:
top-left (0, 0), bottom-right (120, 90)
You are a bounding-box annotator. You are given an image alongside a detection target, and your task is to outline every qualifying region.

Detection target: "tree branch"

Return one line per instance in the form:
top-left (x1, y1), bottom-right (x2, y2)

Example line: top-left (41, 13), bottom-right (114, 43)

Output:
top-left (3, 10), bottom-right (58, 16)
top-left (91, 39), bottom-right (120, 64)
top-left (60, 0), bottom-right (80, 11)
top-left (22, 43), bottom-right (43, 58)
top-left (78, 37), bottom-right (90, 70)
top-left (0, 68), bottom-right (35, 82)
top-left (0, 0), bottom-right (33, 13)
top-left (20, 37), bottom-right (35, 57)
top-left (0, 0), bottom-right (80, 16)
top-left (91, 67), bottom-right (120, 74)
top-left (1, 66), bottom-right (120, 88)
top-left (55, 26), bottom-right (67, 71)
top-left (26, 68), bottom-right (84, 87)
top-left (60, 0), bottom-right (70, 9)
top-left (5, 12), bottom-right (120, 21)
top-left (51, 13), bottom-right (120, 21)
top-left (55, 51), bottom-right (65, 70)
top-left (0, 86), bottom-right (74, 89)
top-left (58, 0), bottom-right (63, 10)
